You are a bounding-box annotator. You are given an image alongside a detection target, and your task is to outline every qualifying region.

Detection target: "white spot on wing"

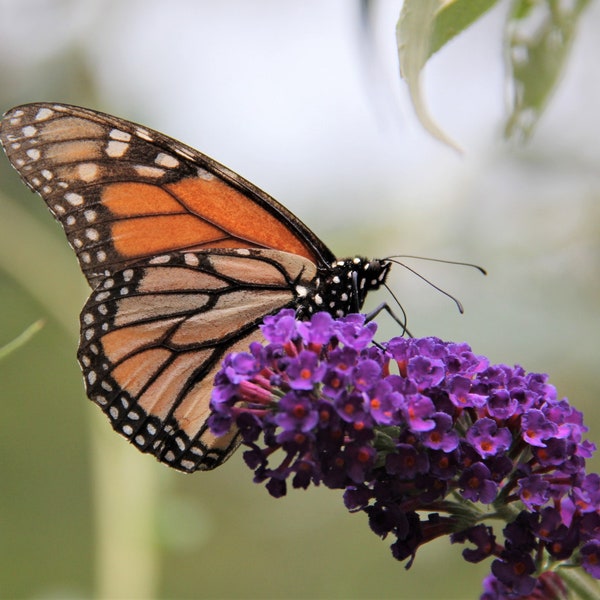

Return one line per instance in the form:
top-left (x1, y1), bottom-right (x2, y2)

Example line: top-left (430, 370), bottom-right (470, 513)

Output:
top-left (135, 127), bottom-right (153, 141)
top-left (155, 152), bottom-right (179, 168)
top-left (26, 148), bottom-right (40, 160)
top-left (84, 210), bottom-right (97, 222)
top-left (35, 108), bottom-right (54, 121)
top-left (106, 140), bottom-right (129, 158)
top-left (22, 126), bottom-right (37, 137)
top-left (109, 129), bottom-right (131, 142)
top-left (134, 165), bottom-right (165, 178)
top-left (149, 255), bottom-right (171, 264)
top-left (65, 192), bottom-right (84, 206)
top-left (78, 163), bottom-right (99, 182)
top-left (184, 253), bottom-right (199, 266)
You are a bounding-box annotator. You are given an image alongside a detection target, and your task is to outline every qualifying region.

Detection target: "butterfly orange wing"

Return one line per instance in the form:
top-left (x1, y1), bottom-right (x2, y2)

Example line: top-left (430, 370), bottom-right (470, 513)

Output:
top-left (0, 103), bottom-right (335, 289)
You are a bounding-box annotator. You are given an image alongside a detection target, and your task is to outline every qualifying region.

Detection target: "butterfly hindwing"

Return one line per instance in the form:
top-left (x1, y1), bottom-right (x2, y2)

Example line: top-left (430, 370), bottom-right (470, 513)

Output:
top-left (0, 103), bottom-right (335, 289)
top-left (77, 248), bottom-right (317, 472)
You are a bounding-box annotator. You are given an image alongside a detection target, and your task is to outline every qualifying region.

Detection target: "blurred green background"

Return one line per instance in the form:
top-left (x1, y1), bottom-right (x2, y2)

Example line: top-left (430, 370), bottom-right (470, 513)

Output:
top-left (1, 1), bottom-right (599, 598)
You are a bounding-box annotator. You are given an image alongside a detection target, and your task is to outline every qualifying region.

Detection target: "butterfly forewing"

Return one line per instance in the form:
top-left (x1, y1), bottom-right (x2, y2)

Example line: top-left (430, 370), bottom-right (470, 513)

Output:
top-left (0, 103), bottom-right (335, 289)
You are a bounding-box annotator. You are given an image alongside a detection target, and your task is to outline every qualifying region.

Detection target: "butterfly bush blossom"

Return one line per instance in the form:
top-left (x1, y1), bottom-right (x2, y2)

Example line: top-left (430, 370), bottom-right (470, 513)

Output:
top-left (209, 309), bottom-right (600, 599)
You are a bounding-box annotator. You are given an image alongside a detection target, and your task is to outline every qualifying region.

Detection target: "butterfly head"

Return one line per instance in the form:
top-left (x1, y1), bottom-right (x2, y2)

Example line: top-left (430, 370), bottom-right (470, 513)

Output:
top-left (301, 256), bottom-right (390, 318)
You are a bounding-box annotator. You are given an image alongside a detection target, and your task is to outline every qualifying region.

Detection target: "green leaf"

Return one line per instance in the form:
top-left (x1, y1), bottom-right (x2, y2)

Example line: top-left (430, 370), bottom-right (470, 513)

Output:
top-left (0, 319), bottom-right (44, 361)
top-left (505, 0), bottom-right (591, 141)
top-left (430, 0), bottom-right (500, 58)
top-left (397, 0), bottom-right (499, 150)
top-left (397, 0), bottom-right (459, 150)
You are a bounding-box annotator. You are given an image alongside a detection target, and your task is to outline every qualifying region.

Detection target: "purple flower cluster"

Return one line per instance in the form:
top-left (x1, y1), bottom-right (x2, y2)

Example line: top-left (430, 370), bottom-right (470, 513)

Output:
top-left (209, 309), bottom-right (600, 599)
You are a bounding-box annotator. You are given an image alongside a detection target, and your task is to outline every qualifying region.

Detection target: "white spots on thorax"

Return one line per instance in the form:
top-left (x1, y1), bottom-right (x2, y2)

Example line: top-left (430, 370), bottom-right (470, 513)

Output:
top-left (184, 253), bottom-right (199, 266)
top-left (341, 292), bottom-right (349, 302)
top-left (155, 152), bottom-right (179, 168)
top-left (35, 108), bottom-right (54, 121)
top-left (26, 148), bottom-right (40, 160)
top-left (22, 125), bottom-right (37, 137)
top-left (105, 140), bottom-right (129, 158)
top-left (65, 192), bottom-right (84, 206)
top-left (78, 163), bottom-right (99, 182)
top-left (295, 285), bottom-right (308, 298)
top-left (332, 275), bottom-right (340, 284)
top-left (314, 294), bottom-right (323, 306)
top-left (109, 128), bottom-right (131, 142)
top-left (134, 164), bottom-right (165, 178)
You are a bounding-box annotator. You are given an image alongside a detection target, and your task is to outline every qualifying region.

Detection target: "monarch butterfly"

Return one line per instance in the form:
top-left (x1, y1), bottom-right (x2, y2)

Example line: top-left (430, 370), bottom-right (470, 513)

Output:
top-left (0, 103), bottom-right (390, 473)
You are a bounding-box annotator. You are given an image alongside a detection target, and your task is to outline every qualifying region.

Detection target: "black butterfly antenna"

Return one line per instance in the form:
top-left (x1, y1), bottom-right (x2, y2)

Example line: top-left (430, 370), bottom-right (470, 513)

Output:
top-left (384, 255), bottom-right (487, 315)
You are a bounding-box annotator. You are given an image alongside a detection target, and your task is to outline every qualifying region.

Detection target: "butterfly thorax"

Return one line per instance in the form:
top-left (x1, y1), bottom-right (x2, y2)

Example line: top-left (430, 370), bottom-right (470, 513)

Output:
top-left (298, 257), bottom-right (391, 318)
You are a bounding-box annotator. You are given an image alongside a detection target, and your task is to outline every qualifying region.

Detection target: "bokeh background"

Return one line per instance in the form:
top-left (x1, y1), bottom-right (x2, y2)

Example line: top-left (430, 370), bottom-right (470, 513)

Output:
top-left (1, 1), bottom-right (599, 598)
